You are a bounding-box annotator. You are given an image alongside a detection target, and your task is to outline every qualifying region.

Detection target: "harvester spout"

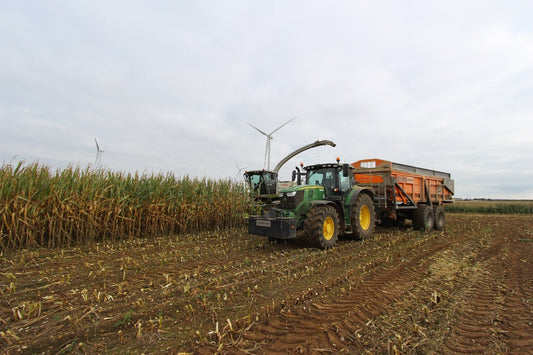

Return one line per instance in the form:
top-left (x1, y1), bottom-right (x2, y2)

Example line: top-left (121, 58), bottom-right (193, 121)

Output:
top-left (273, 140), bottom-right (336, 173)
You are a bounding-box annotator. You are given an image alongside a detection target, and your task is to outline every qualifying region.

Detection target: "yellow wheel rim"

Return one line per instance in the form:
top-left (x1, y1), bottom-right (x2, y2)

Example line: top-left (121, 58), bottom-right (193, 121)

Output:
top-left (359, 205), bottom-right (371, 230)
top-left (323, 216), bottom-right (335, 240)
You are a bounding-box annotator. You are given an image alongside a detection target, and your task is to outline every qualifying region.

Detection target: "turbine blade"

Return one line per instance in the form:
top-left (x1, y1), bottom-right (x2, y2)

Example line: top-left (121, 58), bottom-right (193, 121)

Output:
top-left (94, 138), bottom-right (100, 151)
top-left (248, 122), bottom-right (269, 137)
top-left (270, 117), bottom-right (296, 135)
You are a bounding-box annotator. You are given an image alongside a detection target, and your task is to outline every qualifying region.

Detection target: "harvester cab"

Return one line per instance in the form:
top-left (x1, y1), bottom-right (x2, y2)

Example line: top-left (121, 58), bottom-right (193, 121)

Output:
top-left (243, 170), bottom-right (278, 203)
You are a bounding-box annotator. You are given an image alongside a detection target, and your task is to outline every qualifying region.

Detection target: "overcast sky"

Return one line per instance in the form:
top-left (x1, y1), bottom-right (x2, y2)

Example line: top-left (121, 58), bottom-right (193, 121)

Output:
top-left (1, 1), bottom-right (532, 199)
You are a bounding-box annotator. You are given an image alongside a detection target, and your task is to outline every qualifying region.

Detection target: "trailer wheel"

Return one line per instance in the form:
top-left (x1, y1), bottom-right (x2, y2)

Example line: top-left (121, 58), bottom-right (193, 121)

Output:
top-left (433, 206), bottom-right (445, 230)
top-left (351, 193), bottom-right (376, 239)
top-left (304, 205), bottom-right (339, 249)
top-left (413, 205), bottom-right (434, 231)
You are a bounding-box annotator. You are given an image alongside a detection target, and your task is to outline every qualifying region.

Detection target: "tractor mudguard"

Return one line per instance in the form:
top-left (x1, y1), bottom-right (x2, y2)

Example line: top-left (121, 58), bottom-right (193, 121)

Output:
top-left (346, 187), bottom-right (374, 206)
top-left (344, 187), bottom-right (374, 226)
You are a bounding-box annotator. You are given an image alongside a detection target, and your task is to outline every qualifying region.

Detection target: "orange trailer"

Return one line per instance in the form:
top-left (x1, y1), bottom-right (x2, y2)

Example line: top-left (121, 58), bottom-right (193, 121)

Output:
top-left (351, 159), bottom-right (454, 230)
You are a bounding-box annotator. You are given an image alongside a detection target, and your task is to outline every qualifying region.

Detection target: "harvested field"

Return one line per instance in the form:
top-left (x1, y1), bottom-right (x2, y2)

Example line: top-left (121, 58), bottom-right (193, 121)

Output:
top-left (1, 214), bottom-right (532, 353)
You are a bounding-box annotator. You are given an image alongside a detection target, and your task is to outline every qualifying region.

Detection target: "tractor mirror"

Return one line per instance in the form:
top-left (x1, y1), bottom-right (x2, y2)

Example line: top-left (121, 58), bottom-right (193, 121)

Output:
top-left (342, 164), bottom-right (350, 177)
top-left (291, 170), bottom-right (296, 182)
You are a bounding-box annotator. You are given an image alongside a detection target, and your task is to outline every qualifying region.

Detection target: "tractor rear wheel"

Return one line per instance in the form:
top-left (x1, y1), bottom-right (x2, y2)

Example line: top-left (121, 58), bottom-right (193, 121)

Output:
top-left (433, 206), bottom-right (445, 230)
top-left (413, 205), bottom-right (434, 231)
top-left (351, 193), bottom-right (376, 239)
top-left (304, 205), bottom-right (339, 249)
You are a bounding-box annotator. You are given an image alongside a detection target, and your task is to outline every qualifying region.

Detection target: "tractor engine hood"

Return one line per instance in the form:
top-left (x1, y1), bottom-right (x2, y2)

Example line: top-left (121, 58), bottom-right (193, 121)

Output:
top-left (278, 184), bottom-right (324, 195)
top-left (278, 185), bottom-right (326, 211)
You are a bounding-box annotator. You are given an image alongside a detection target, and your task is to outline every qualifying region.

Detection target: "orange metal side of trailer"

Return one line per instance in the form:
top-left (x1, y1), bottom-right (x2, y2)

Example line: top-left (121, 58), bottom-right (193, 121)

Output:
top-left (351, 158), bottom-right (454, 206)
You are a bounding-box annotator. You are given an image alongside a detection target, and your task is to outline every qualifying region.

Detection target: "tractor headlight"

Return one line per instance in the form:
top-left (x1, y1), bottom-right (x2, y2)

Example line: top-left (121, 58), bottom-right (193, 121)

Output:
top-left (285, 191), bottom-right (297, 197)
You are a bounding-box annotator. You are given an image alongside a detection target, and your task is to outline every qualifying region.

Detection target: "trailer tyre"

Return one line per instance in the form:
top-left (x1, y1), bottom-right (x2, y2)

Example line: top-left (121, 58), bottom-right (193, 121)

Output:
top-left (304, 205), bottom-right (339, 249)
top-left (433, 206), bottom-right (445, 230)
top-left (413, 205), bottom-right (434, 231)
top-left (351, 193), bottom-right (376, 240)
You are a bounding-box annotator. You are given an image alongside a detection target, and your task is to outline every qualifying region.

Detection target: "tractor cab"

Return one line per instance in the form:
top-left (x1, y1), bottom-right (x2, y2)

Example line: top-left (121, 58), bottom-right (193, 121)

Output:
top-left (304, 161), bottom-right (354, 198)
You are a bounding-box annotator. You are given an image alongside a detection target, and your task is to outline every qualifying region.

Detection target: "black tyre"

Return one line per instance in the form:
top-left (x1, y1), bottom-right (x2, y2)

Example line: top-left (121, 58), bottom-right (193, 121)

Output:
top-left (304, 205), bottom-right (339, 249)
top-left (433, 206), bottom-right (445, 230)
top-left (351, 193), bottom-right (376, 240)
top-left (413, 205), bottom-right (434, 231)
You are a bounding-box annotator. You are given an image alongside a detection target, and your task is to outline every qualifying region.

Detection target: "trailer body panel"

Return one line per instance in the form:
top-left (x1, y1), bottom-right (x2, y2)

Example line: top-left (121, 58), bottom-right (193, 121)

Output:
top-left (351, 159), bottom-right (454, 207)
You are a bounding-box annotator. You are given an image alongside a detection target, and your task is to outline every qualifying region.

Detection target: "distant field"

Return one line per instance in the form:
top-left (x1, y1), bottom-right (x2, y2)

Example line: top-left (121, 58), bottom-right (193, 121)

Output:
top-left (446, 200), bottom-right (533, 214)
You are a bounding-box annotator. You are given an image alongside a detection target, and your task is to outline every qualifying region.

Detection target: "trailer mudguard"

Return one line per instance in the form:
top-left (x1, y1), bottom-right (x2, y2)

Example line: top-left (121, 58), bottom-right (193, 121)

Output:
top-left (248, 216), bottom-right (296, 239)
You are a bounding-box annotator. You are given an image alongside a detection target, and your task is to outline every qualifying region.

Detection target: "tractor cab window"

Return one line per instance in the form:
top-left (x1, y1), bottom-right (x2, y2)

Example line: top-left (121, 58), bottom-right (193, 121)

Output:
top-left (307, 169), bottom-right (336, 193)
top-left (339, 172), bottom-right (351, 192)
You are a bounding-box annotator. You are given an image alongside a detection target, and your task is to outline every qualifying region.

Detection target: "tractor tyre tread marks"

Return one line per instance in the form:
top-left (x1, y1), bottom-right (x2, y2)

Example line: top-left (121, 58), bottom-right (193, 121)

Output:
top-left (304, 205), bottom-right (339, 249)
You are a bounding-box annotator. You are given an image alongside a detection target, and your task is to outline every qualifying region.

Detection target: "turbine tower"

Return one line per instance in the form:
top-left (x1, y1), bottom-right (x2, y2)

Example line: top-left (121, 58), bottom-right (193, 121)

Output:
top-left (248, 117), bottom-right (296, 170)
top-left (94, 138), bottom-right (104, 169)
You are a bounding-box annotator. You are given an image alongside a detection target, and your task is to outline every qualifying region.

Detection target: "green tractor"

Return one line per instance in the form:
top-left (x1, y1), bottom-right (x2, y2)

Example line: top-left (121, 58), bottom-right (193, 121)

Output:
top-left (248, 159), bottom-right (376, 249)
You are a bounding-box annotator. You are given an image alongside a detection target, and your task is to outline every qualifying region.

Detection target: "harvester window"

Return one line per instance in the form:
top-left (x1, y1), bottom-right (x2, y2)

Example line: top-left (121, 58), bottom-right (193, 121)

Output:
top-left (264, 173), bottom-right (273, 183)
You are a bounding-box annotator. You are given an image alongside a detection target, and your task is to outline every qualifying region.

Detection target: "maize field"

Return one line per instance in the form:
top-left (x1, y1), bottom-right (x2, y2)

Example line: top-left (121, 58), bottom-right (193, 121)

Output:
top-left (0, 162), bottom-right (249, 250)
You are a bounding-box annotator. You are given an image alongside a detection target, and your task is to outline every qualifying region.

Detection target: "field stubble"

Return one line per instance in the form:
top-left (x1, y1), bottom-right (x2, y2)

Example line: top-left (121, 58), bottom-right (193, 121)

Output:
top-left (1, 214), bottom-right (532, 353)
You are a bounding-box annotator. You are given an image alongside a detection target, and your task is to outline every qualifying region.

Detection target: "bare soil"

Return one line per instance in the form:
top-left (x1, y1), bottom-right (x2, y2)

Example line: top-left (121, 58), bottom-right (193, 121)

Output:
top-left (1, 214), bottom-right (532, 354)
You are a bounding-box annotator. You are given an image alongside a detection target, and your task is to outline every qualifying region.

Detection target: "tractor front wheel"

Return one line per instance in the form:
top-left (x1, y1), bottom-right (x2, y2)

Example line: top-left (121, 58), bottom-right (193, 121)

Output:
top-left (304, 205), bottom-right (339, 249)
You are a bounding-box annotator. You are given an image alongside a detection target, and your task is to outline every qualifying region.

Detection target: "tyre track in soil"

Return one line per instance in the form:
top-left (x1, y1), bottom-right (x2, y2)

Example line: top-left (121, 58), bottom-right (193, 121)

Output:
top-left (205, 215), bottom-right (533, 354)
top-left (443, 217), bottom-right (533, 354)
top-left (441, 237), bottom-right (508, 354)
top-left (220, 229), bottom-right (462, 353)
top-left (503, 241), bottom-right (533, 352)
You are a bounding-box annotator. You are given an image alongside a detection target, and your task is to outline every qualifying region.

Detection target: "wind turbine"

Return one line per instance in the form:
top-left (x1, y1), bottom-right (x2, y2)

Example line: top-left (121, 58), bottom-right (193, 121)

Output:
top-left (234, 163), bottom-right (247, 181)
top-left (248, 117), bottom-right (296, 170)
top-left (94, 138), bottom-right (104, 169)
